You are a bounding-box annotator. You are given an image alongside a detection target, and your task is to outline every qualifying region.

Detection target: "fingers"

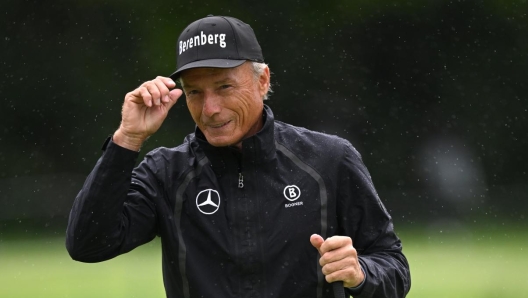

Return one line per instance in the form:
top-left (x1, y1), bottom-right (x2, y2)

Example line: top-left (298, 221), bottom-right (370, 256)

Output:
top-left (128, 76), bottom-right (179, 107)
top-left (318, 236), bottom-right (356, 267)
top-left (151, 80), bottom-right (167, 106)
top-left (318, 236), bottom-right (353, 255)
top-left (310, 235), bottom-right (364, 287)
top-left (166, 89), bottom-right (183, 109)
top-left (320, 253), bottom-right (356, 276)
top-left (136, 85), bottom-right (153, 107)
top-left (169, 88), bottom-right (183, 101)
top-left (323, 262), bottom-right (360, 287)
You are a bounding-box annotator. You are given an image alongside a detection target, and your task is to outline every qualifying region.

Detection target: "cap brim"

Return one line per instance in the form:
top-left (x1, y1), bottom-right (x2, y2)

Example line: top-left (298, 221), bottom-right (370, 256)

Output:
top-left (170, 59), bottom-right (246, 79)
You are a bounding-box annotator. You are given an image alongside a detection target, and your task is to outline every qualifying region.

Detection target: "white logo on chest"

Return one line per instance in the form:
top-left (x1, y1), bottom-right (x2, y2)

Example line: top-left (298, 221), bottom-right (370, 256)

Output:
top-left (283, 185), bottom-right (301, 201)
top-left (284, 185), bottom-right (303, 208)
top-left (196, 189), bottom-right (221, 215)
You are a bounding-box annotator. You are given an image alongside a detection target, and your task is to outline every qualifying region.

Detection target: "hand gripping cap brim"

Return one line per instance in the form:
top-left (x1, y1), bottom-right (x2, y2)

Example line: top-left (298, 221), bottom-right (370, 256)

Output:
top-left (170, 16), bottom-right (264, 79)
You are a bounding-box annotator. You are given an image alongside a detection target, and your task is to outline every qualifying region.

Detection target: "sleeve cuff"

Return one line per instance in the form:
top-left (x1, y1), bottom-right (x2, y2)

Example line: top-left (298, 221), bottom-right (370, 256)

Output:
top-left (101, 136), bottom-right (113, 151)
top-left (99, 136), bottom-right (141, 166)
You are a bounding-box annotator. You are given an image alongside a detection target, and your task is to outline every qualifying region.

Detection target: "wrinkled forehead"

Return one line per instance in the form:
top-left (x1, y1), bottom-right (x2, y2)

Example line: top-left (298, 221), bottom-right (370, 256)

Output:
top-left (180, 62), bottom-right (252, 86)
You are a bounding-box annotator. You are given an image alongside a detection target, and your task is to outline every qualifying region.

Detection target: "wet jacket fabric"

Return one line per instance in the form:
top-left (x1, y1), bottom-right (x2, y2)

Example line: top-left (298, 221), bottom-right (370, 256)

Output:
top-left (66, 105), bottom-right (410, 298)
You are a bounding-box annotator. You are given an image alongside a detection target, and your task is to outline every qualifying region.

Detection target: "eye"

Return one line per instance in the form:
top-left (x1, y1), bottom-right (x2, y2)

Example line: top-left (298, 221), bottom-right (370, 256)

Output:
top-left (220, 84), bottom-right (232, 90)
top-left (185, 90), bottom-right (199, 96)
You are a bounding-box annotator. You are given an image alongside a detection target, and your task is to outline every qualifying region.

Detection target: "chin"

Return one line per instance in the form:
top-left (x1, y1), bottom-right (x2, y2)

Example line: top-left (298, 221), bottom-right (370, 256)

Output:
top-left (205, 136), bottom-right (238, 148)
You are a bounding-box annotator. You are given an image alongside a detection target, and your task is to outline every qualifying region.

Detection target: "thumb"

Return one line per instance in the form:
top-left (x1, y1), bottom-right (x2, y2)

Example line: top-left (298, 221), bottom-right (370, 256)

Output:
top-left (310, 234), bottom-right (325, 256)
top-left (166, 89), bottom-right (183, 108)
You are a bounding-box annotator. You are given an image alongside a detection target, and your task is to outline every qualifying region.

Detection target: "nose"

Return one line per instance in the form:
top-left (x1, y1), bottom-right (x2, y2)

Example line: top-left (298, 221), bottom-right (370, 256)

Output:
top-left (202, 90), bottom-right (222, 118)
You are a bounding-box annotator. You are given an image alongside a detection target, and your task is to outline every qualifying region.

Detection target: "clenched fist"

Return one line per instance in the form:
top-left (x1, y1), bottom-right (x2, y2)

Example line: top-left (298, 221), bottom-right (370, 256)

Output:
top-left (310, 234), bottom-right (365, 288)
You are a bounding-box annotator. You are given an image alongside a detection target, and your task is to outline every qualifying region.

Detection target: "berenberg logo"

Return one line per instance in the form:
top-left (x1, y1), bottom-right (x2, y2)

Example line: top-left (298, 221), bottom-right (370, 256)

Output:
top-left (179, 31), bottom-right (227, 55)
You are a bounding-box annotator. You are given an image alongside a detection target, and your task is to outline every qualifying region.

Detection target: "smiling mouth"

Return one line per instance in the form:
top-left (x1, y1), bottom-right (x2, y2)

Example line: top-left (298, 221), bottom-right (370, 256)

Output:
top-left (208, 120), bottom-right (231, 129)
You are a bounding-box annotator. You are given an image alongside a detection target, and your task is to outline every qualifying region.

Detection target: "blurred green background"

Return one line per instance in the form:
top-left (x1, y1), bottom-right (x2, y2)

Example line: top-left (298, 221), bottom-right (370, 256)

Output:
top-left (1, 0), bottom-right (527, 297)
top-left (2, 227), bottom-right (528, 297)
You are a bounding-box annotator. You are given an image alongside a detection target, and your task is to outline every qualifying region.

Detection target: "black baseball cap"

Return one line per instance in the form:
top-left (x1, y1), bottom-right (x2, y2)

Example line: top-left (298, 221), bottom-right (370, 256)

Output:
top-left (170, 15), bottom-right (264, 79)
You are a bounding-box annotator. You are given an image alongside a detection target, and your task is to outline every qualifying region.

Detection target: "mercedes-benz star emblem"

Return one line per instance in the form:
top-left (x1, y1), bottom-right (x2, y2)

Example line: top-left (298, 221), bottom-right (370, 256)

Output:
top-left (196, 189), bottom-right (221, 215)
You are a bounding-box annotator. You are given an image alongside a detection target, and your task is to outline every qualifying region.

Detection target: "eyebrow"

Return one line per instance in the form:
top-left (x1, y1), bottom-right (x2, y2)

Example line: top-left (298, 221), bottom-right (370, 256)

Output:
top-left (214, 78), bottom-right (234, 85)
top-left (182, 77), bottom-right (234, 89)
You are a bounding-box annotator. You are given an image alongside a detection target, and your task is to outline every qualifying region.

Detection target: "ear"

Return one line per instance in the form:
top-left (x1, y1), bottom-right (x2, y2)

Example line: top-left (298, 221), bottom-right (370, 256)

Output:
top-left (258, 65), bottom-right (270, 99)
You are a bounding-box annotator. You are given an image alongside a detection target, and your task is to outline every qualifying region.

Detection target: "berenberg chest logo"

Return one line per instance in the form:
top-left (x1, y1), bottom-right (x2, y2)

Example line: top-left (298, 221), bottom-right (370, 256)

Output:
top-left (179, 31), bottom-right (227, 55)
top-left (283, 185), bottom-right (303, 208)
top-left (196, 189), bottom-right (221, 215)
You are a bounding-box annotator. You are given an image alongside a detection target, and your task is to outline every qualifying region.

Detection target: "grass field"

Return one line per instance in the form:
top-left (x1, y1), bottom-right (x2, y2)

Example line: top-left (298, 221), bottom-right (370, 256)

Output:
top-left (398, 225), bottom-right (528, 298)
top-left (1, 225), bottom-right (527, 298)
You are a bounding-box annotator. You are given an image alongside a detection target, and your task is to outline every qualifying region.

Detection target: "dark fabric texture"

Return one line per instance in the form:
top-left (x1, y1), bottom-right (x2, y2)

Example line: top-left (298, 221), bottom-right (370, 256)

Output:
top-left (66, 105), bottom-right (410, 298)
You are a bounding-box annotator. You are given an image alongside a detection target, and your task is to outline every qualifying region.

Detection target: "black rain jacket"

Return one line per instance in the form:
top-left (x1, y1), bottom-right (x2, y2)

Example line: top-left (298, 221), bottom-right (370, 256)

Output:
top-left (66, 105), bottom-right (410, 298)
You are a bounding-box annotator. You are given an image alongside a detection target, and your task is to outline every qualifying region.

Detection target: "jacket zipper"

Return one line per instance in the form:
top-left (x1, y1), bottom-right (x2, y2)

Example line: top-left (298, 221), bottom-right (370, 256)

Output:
top-left (238, 171), bottom-right (244, 189)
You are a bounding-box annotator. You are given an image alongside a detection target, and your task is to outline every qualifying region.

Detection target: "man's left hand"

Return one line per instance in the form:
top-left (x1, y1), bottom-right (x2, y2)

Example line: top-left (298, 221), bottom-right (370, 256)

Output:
top-left (310, 234), bottom-right (365, 288)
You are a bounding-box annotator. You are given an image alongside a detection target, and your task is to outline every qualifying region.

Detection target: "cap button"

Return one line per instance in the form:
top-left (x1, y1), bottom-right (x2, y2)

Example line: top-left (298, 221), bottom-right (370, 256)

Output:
top-left (207, 14), bottom-right (214, 17)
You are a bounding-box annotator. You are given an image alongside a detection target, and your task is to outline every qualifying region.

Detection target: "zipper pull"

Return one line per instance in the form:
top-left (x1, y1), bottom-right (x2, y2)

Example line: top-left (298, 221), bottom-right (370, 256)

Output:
top-left (238, 172), bottom-right (244, 189)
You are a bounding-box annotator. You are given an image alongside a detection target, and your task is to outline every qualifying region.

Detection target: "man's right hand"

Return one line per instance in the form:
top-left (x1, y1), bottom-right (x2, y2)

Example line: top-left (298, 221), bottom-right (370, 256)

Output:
top-left (113, 76), bottom-right (183, 151)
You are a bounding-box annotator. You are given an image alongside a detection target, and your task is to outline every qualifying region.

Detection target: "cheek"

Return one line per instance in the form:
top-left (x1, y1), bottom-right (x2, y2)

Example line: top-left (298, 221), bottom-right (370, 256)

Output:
top-left (233, 97), bottom-right (252, 121)
top-left (186, 99), bottom-right (202, 122)
top-left (238, 89), bottom-right (261, 111)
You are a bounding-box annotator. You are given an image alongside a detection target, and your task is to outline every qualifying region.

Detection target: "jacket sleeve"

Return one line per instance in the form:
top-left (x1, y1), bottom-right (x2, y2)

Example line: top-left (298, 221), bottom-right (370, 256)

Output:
top-left (337, 141), bottom-right (411, 298)
top-left (66, 138), bottom-right (161, 262)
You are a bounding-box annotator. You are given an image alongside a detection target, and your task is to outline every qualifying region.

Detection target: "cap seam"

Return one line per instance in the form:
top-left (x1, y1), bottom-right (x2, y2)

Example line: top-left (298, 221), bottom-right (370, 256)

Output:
top-left (220, 16), bottom-right (241, 59)
top-left (194, 18), bottom-right (204, 63)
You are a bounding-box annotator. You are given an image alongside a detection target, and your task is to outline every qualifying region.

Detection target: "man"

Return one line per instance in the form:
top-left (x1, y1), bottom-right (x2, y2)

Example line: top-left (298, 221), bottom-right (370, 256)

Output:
top-left (66, 15), bottom-right (410, 298)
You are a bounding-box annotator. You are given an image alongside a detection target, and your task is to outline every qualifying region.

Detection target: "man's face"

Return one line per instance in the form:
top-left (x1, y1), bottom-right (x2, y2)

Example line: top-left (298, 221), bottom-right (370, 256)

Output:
top-left (180, 62), bottom-right (270, 147)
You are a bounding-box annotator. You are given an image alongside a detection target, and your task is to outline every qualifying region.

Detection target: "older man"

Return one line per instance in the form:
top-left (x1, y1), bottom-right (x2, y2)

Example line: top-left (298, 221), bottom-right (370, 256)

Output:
top-left (66, 15), bottom-right (410, 298)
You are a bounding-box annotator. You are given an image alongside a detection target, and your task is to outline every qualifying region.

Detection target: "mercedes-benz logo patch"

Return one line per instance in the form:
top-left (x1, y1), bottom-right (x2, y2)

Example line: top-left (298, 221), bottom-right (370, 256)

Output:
top-left (196, 189), bottom-right (221, 215)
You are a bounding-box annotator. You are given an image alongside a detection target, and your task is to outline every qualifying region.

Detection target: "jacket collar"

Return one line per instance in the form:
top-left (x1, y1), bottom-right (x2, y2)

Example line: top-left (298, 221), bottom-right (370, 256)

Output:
top-left (195, 105), bottom-right (277, 174)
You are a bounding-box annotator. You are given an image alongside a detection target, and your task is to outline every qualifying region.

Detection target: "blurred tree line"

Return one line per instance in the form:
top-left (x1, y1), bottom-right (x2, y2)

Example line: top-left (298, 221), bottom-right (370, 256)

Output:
top-left (1, 0), bottom-right (527, 235)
